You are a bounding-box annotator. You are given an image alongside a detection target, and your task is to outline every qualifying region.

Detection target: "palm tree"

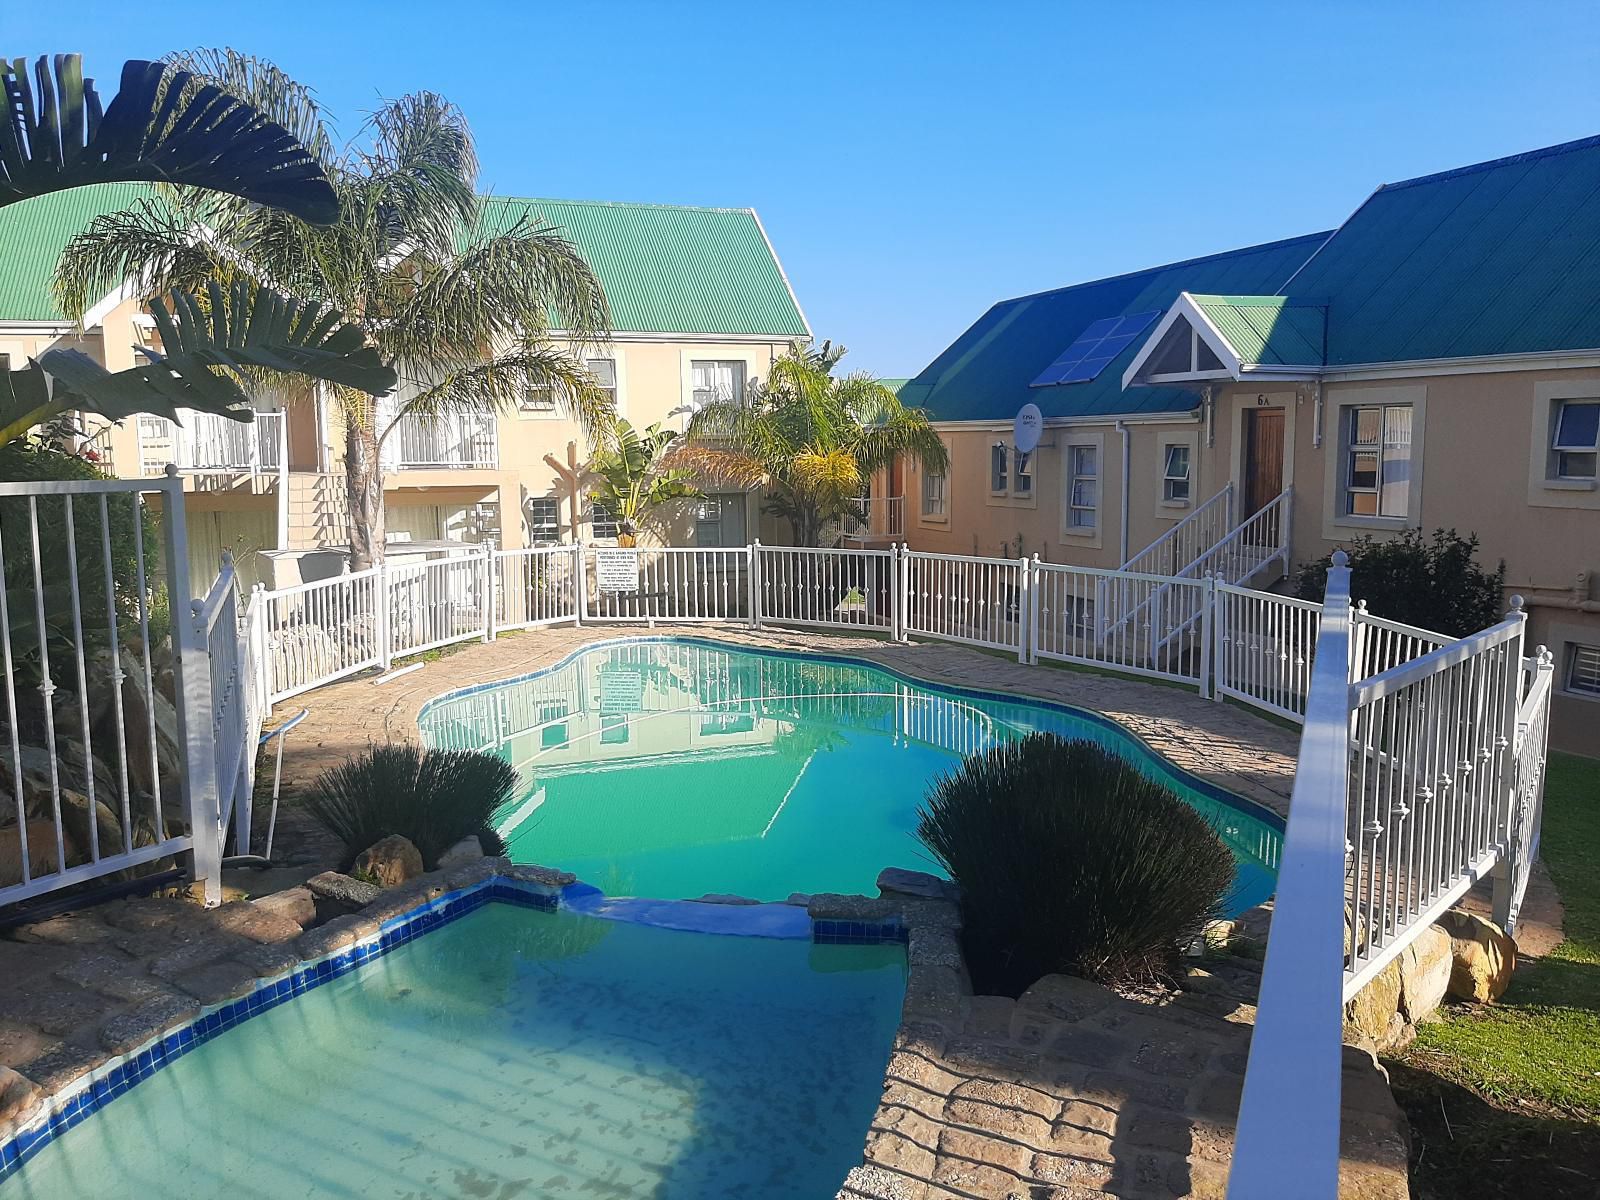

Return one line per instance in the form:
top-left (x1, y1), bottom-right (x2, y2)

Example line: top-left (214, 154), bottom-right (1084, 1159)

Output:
top-left (54, 50), bottom-right (609, 570)
top-left (587, 418), bottom-right (702, 546)
top-left (673, 340), bottom-right (947, 546)
top-left (2, 53), bottom-right (393, 447)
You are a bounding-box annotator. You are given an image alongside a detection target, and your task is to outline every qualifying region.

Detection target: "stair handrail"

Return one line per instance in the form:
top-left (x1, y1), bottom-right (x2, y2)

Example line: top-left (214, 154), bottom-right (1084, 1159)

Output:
top-left (1121, 483), bottom-right (1233, 576)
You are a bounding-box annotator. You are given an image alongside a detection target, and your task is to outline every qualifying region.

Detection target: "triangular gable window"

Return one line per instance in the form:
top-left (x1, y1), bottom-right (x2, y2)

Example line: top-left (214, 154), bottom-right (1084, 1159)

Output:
top-left (1133, 313), bottom-right (1232, 381)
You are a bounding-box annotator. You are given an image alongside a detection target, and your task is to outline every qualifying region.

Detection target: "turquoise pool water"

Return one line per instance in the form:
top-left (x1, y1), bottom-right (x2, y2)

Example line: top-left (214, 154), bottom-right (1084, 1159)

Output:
top-left (7, 905), bottom-right (905, 1199)
top-left (418, 639), bottom-right (1282, 909)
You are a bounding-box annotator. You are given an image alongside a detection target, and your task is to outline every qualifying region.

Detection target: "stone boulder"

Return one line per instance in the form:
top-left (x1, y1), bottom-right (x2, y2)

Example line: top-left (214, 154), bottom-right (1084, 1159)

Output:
top-left (251, 886), bottom-right (317, 928)
top-left (1397, 923), bottom-right (1454, 1022)
top-left (0, 1066), bottom-right (41, 1126)
top-left (437, 835), bottom-right (484, 870)
top-left (352, 835), bottom-right (424, 888)
top-left (1344, 957), bottom-right (1403, 1048)
top-left (306, 871), bottom-right (382, 909)
top-left (1438, 908), bottom-right (1516, 1002)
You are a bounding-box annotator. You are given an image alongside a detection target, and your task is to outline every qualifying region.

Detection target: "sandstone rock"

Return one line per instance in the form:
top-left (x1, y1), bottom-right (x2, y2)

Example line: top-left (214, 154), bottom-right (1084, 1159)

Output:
top-left (1344, 957), bottom-right (1402, 1046)
top-left (877, 867), bottom-right (956, 901)
top-left (1397, 923), bottom-right (1453, 1022)
top-left (0, 1065), bottom-right (41, 1125)
top-left (352, 835), bottom-right (423, 888)
top-left (1438, 908), bottom-right (1516, 1002)
top-left (306, 871), bottom-right (381, 908)
top-left (251, 886), bottom-right (316, 928)
top-left (436, 835), bottom-right (484, 870)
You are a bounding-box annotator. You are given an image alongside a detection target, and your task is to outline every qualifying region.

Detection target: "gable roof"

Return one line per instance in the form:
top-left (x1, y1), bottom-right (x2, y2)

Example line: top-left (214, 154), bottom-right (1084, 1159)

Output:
top-left (0, 188), bottom-right (810, 339)
top-left (1187, 295), bottom-right (1327, 368)
top-left (472, 197), bottom-right (809, 338)
top-left (0, 184), bottom-right (150, 324)
top-left (900, 232), bottom-right (1328, 423)
top-left (1285, 135), bottom-right (1600, 366)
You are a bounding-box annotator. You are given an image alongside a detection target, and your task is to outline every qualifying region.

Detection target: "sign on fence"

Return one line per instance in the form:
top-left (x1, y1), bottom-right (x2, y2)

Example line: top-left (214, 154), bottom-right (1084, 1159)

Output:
top-left (595, 548), bottom-right (639, 593)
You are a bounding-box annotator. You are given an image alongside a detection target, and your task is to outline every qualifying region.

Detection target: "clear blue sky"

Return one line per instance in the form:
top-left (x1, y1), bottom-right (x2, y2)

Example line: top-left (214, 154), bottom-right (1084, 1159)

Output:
top-left (11, 2), bottom-right (1600, 376)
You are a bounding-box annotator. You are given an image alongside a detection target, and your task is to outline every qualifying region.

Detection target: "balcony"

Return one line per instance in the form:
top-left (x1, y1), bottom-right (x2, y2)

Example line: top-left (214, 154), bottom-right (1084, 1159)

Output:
top-left (842, 495), bottom-right (906, 542)
top-left (138, 410), bottom-right (285, 475)
top-left (379, 409), bottom-right (498, 470)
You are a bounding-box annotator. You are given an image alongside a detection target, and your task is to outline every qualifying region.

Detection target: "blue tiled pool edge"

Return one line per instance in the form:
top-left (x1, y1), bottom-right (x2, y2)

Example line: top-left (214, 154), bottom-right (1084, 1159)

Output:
top-left (0, 873), bottom-right (910, 1185)
top-left (415, 633), bottom-right (1288, 836)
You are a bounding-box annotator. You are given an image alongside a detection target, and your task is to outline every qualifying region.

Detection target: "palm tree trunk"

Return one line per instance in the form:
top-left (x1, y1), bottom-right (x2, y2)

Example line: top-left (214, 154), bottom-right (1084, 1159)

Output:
top-left (346, 418), bottom-right (385, 571)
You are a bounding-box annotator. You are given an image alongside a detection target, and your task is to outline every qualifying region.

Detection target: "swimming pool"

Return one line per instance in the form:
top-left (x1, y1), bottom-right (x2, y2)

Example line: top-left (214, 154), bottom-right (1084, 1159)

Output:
top-left (5, 902), bottom-right (904, 1199)
top-left (418, 639), bottom-right (1282, 909)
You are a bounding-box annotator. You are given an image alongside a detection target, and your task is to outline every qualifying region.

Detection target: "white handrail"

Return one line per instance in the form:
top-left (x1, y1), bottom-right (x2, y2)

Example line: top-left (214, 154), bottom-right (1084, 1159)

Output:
top-left (1228, 552), bottom-right (1352, 1199)
top-left (1121, 482), bottom-right (1232, 575)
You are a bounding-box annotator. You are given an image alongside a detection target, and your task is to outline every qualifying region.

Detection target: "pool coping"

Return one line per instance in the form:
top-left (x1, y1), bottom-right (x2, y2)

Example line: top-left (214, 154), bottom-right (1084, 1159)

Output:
top-left (0, 860), bottom-right (938, 1186)
top-left (415, 633), bottom-right (1288, 836)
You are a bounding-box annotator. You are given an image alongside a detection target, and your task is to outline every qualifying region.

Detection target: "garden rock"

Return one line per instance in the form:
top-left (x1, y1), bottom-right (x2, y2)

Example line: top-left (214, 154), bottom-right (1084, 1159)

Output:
top-left (1438, 907), bottom-right (1516, 1001)
top-left (306, 871), bottom-right (381, 909)
top-left (1343, 957), bottom-right (1402, 1046)
top-left (1397, 922), bottom-right (1453, 1021)
top-left (251, 887), bottom-right (316, 928)
top-left (352, 835), bottom-right (423, 888)
top-left (437, 835), bottom-right (484, 870)
top-left (0, 1066), bottom-right (40, 1125)
top-left (877, 867), bottom-right (956, 901)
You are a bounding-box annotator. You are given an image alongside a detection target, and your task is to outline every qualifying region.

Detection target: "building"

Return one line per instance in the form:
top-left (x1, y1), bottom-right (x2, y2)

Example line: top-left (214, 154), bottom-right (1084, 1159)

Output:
top-left (0, 187), bottom-right (810, 589)
top-left (895, 136), bottom-right (1600, 755)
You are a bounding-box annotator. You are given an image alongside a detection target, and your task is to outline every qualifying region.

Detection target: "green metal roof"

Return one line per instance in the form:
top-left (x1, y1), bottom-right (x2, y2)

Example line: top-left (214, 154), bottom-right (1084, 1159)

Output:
top-left (1189, 295), bottom-right (1326, 367)
top-left (877, 377), bottom-right (910, 395)
top-left (1283, 136), bottom-right (1600, 365)
top-left (473, 196), bottom-right (809, 337)
top-left (901, 233), bottom-right (1329, 423)
top-left (0, 184), bottom-right (151, 323)
top-left (0, 188), bottom-right (809, 338)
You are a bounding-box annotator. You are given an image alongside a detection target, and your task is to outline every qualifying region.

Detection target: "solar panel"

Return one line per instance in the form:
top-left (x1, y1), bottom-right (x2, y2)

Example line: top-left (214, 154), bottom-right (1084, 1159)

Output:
top-left (1029, 310), bottom-right (1161, 387)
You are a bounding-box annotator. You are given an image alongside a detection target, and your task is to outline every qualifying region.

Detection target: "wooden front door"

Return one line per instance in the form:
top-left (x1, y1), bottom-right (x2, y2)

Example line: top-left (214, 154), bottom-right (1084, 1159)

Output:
top-left (1243, 408), bottom-right (1285, 517)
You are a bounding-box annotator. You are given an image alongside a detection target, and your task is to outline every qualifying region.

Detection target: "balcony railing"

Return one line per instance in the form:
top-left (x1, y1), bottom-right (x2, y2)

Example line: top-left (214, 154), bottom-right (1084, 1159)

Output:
top-left (138, 410), bottom-right (284, 475)
top-left (843, 495), bottom-right (906, 541)
top-left (379, 410), bottom-right (498, 470)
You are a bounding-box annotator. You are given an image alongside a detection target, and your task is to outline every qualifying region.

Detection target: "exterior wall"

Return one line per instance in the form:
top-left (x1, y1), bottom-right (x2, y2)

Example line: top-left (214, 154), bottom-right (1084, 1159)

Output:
top-left (919, 363), bottom-right (1600, 756)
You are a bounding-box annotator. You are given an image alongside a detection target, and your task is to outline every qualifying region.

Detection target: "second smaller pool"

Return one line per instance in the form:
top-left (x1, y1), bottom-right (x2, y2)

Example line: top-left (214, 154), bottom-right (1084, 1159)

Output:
top-left (418, 639), bottom-right (1283, 909)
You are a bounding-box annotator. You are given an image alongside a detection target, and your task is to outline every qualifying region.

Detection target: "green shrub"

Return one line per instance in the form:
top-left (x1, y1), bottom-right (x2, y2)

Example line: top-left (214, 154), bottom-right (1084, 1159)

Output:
top-left (1295, 527), bottom-right (1506, 637)
top-left (917, 734), bottom-right (1236, 996)
top-left (303, 744), bottom-right (515, 870)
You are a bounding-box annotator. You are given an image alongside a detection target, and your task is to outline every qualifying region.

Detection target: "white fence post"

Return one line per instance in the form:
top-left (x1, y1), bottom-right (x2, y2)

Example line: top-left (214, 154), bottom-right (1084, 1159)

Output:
top-left (748, 540), bottom-right (762, 629)
top-left (160, 469), bottom-right (224, 907)
top-left (1491, 597), bottom-right (1529, 927)
top-left (574, 542), bottom-right (589, 625)
top-left (1027, 556), bottom-right (1042, 664)
top-left (897, 544), bottom-right (911, 643)
top-left (376, 558), bottom-right (392, 670)
top-left (1199, 572), bottom-right (1216, 699)
top-left (481, 541), bottom-right (496, 643)
top-left (1014, 554), bottom-right (1030, 664)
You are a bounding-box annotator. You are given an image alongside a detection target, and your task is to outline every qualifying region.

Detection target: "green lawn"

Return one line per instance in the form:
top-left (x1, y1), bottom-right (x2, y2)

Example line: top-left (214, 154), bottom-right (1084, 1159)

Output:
top-left (1389, 750), bottom-right (1600, 1198)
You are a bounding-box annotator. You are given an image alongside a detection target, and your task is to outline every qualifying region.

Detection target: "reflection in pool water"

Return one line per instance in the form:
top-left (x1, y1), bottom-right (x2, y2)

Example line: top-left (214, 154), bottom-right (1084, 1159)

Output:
top-left (417, 639), bottom-right (1282, 907)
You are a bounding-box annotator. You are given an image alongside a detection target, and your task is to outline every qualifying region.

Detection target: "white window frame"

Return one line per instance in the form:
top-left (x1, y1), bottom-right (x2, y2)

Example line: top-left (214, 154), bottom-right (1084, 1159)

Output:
top-left (689, 360), bottom-right (746, 411)
top-left (1014, 450), bottom-right (1033, 496)
top-left (585, 357), bottom-right (619, 413)
top-left (1162, 443), bottom-right (1191, 504)
top-left (1342, 402), bottom-right (1413, 520)
top-left (919, 463), bottom-right (948, 524)
top-left (525, 495), bottom-right (560, 544)
top-left (1567, 643), bottom-right (1600, 698)
top-left (694, 492), bottom-right (747, 548)
top-left (990, 442), bottom-right (1009, 495)
top-left (1065, 443), bottom-right (1099, 533)
top-left (589, 501), bottom-right (620, 541)
top-left (1552, 398), bottom-right (1599, 481)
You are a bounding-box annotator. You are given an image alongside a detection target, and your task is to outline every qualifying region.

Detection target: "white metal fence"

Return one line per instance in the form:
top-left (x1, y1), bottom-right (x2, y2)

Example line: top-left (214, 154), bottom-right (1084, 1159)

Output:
top-left (902, 550), bottom-right (1026, 655)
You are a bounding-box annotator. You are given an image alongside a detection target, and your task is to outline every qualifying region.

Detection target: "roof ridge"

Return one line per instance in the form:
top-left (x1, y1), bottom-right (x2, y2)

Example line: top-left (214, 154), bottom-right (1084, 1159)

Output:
top-left (479, 194), bottom-right (756, 215)
top-left (990, 231), bottom-right (1333, 307)
top-left (1374, 134), bottom-right (1600, 194)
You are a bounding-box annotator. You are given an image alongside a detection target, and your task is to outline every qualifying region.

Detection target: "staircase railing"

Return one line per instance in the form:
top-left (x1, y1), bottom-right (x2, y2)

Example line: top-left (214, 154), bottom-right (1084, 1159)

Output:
top-left (1121, 483), bottom-right (1233, 576)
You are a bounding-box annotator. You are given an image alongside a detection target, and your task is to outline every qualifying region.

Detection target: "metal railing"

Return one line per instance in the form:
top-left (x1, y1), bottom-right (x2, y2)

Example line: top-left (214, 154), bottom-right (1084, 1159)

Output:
top-left (584, 546), bottom-right (751, 623)
top-left (1122, 483), bottom-right (1233, 576)
top-left (1033, 560), bottom-right (1211, 685)
top-left (139, 410), bottom-right (285, 474)
top-left (843, 495), bottom-right (906, 540)
top-left (1214, 584), bottom-right (1323, 720)
top-left (380, 410), bottom-right (498, 470)
top-left (754, 544), bottom-right (895, 632)
top-left (495, 546), bottom-right (583, 632)
top-left (1184, 487), bottom-right (1292, 586)
top-left (902, 550), bottom-right (1027, 657)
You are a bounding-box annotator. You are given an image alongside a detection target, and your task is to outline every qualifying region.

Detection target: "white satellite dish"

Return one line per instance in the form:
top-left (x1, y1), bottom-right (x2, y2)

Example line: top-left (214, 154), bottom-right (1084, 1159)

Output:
top-left (1013, 402), bottom-right (1043, 456)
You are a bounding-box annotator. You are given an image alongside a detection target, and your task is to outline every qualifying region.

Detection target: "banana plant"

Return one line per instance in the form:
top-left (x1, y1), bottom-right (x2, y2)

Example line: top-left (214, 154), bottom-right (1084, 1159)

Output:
top-left (588, 419), bottom-right (703, 545)
top-left (1, 54), bottom-right (337, 221)
top-left (0, 280), bottom-right (395, 447)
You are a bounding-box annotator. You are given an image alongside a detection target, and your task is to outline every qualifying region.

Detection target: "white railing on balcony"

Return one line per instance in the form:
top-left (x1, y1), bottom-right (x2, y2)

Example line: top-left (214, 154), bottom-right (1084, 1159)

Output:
top-left (139, 410), bottom-right (285, 475)
top-left (379, 410), bottom-right (498, 470)
top-left (843, 495), bottom-right (906, 541)
top-left (1122, 483), bottom-right (1233, 576)
top-left (1214, 584), bottom-right (1322, 720)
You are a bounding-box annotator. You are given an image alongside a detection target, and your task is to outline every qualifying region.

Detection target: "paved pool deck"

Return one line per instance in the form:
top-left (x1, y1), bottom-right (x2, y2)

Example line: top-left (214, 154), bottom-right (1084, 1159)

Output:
top-left (267, 623), bottom-right (1300, 823)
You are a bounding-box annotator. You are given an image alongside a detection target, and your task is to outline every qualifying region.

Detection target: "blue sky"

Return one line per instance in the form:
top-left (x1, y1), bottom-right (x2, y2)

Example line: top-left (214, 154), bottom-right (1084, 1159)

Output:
top-left (10, 2), bottom-right (1600, 376)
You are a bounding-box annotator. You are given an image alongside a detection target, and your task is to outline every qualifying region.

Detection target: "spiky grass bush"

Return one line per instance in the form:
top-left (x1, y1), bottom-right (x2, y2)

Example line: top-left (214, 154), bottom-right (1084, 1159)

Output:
top-left (917, 733), bottom-right (1236, 996)
top-left (303, 744), bottom-right (514, 870)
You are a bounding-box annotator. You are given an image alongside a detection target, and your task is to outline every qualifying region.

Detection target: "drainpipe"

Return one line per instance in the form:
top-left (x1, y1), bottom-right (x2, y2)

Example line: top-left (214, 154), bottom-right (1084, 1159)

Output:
top-left (542, 441), bottom-right (583, 541)
top-left (1116, 420), bottom-right (1132, 565)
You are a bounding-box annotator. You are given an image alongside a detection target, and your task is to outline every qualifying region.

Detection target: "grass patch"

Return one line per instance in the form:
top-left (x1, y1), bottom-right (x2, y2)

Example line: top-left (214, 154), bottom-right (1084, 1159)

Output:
top-left (1388, 750), bottom-right (1600, 1197)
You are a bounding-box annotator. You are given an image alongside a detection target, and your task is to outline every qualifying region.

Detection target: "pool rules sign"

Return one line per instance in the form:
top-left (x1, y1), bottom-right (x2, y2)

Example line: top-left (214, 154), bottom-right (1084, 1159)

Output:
top-left (595, 548), bottom-right (639, 593)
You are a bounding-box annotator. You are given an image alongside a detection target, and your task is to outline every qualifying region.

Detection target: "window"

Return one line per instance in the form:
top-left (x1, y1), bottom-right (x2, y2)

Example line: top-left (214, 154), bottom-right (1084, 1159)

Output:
top-left (1067, 444), bottom-right (1099, 529)
top-left (694, 493), bottom-right (747, 547)
top-left (921, 467), bottom-right (947, 518)
top-left (590, 502), bottom-right (620, 540)
top-left (1345, 404), bottom-right (1412, 518)
top-left (1015, 451), bottom-right (1033, 496)
top-left (990, 443), bottom-right (1008, 493)
top-left (585, 358), bottom-right (618, 409)
top-left (690, 361), bottom-right (745, 411)
top-left (520, 371), bottom-right (557, 414)
top-left (526, 495), bottom-right (560, 543)
top-left (1568, 644), bottom-right (1600, 697)
top-left (1162, 443), bottom-right (1191, 503)
top-left (1553, 400), bottom-right (1599, 479)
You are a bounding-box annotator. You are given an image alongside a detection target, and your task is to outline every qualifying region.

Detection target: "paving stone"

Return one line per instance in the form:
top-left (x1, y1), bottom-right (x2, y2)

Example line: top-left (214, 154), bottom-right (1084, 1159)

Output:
top-left (250, 886), bottom-right (316, 927)
top-left (443, 858), bottom-right (498, 890)
top-left (98, 990), bottom-right (199, 1055)
top-left (1129, 1039), bottom-right (1210, 1080)
top-left (501, 863), bottom-right (573, 887)
top-left (929, 1156), bottom-right (1024, 1197)
top-left (54, 951), bottom-right (170, 1003)
top-left (305, 871), bottom-right (381, 907)
top-left (5, 982), bottom-right (115, 1037)
top-left (836, 1163), bottom-right (927, 1200)
top-left (234, 941), bottom-right (301, 979)
top-left (15, 1041), bottom-right (97, 1094)
top-left (1122, 1112), bottom-right (1194, 1154)
top-left (942, 1097), bottom-right (1052, 1142)
top-left (174, 960), bottom-right (260, 1005)
top-left (1017, 974), bottom-right (1115, 1023)
top-left (0, 1019), bottom-right (55, 1071)
top-left (1056, 1098), bottom-right (1118, 1137)
top-left (961, 995), bottom-right (1016, 1039)
top-left (902, 966), bottom-right (967, 1024)
top-left (865, 1126), bottom-right (937, 1177)
top-left (0, 1065), bottom-right (41, 1125)
top-left (949, 1077), bottom-right (1061, 1121)
top-left (10, 911), bottom-right (118, 946)
top-left (908, 928), bottom-right (963, 970)
top-left (148, 933), bottom-right (255, 980)
top-left (934, 1126), bottom-right (1032, 1175)
top-left (1029, 1149), bottom-right (1115, 1189)
top-left (209, 900), bottom-right (304, 944)
top-left (1050, 1027), bottom-right (1134, 1071)
top-left (877, 867), bottom-right (956, 901)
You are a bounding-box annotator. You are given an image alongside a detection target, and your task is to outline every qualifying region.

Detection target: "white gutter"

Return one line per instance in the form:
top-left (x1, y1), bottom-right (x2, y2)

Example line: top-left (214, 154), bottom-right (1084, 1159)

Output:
top-left (1116, 420), bottom-right (1132, 565)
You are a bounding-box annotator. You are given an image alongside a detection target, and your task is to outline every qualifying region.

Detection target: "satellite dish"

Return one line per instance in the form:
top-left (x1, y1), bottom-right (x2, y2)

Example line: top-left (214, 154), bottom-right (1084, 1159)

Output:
top-left (1013, 402), bottom-right (1043, 454)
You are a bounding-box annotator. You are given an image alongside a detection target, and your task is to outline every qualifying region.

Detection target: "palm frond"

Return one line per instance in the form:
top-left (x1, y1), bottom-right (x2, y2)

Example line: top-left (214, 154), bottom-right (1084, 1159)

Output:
top-left (0, 55), bottom-right (337, 222)
top-left (661, 442), bottom-right (769, 490)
